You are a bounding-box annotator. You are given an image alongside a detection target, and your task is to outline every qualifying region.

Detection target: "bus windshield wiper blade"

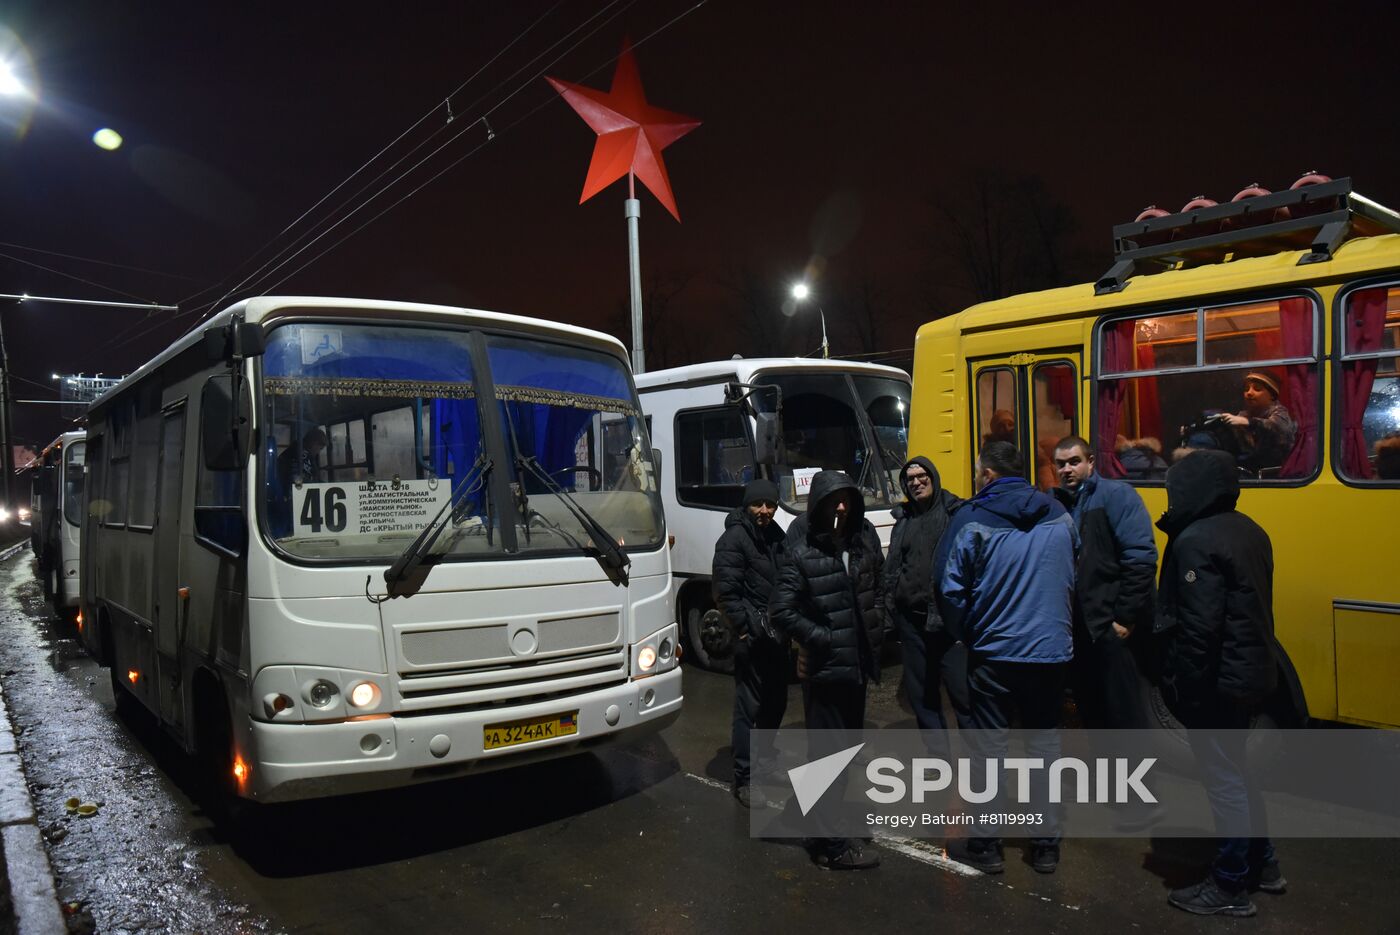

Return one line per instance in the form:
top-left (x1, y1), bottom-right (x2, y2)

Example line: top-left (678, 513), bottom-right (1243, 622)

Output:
top-left (382, 452), bottom-right (492, 597)
top-left (514, 455), bottom-right (630, 586)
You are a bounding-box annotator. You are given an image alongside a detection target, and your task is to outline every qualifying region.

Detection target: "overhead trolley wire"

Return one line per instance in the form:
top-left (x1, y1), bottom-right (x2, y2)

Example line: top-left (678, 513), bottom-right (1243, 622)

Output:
top-left (224, 0), bottom-right (706, 310)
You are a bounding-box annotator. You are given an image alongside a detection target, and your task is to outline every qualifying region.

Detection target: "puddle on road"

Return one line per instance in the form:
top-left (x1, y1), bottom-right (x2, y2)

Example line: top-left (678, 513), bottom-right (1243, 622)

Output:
top-left (1, 554), bottom-right (279, 934)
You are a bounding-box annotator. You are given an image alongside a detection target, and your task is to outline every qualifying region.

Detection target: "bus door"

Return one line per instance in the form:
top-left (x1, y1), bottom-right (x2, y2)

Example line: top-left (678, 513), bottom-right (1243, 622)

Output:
top-left (153, 403), bottom-right (188, 730)
top-left (971, 352), bottom-right (1082, 492)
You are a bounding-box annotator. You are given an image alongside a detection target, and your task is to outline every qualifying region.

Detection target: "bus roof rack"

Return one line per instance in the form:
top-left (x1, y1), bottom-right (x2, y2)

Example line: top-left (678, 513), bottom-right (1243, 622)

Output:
top-left (1095, 177), bottom-right (1400, 295)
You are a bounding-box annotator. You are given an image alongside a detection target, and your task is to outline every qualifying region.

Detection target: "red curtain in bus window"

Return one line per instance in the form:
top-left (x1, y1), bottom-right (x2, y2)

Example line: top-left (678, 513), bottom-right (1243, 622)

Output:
top-left (1341, 288), bottom-right (1388, 478)
top-left (1134, 343), bottom-right (1163, 442)
top-left (1043, 366), bottom-right (1076, 423)
top-left (1279, 297), bottom-right (1318, 477)
top-left (1097, 321), bottom-right (1130, 477)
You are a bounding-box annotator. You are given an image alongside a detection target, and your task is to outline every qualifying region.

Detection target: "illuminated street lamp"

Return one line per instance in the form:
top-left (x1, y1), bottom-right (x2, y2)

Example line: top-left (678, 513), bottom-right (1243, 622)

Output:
top-left (790, 283), bottom-right (829, 359)
top-left (0, 58), bottom-right (26, 97)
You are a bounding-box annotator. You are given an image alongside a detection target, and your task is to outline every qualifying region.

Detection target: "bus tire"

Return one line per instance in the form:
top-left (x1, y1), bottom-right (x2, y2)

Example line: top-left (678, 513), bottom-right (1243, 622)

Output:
top-left (1138, 671), bottom-right (1294, 775)
top-left (193, 674), bottom-right (251, 826)
top-left (681, 589), bottom-right (734, 675)
top-left (103, 617), bottom-right (136, 718)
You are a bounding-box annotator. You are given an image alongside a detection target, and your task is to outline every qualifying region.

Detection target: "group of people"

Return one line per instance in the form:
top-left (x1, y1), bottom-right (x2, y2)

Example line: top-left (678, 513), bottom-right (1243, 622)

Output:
top-left (712, 436), bottom-right (1284, 918)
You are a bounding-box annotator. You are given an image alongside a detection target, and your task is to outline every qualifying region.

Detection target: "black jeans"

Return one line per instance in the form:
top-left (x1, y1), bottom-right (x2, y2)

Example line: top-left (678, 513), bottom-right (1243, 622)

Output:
top-left (966, 657), bottom-right (1066, 848)
top-left (1070, 623), bottom-right (1149, 729)
top-left (802, 680), bottom-right (867, 858)
top-left (895, 610), bottom-right (971, 731)
top-left (732, 637), bottom-right (789, 787)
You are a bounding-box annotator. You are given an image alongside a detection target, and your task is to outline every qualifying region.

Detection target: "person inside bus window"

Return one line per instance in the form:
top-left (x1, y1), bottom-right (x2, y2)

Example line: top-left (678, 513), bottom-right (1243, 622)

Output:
top-left (983, 409), bottom-right (1016, 447)
top-left (1375, 433), bottom-right (1400, 479)
top-left (278, 427), bottom-right (328, 488)
top-left (1221, 371), bottom-right (1295, 472)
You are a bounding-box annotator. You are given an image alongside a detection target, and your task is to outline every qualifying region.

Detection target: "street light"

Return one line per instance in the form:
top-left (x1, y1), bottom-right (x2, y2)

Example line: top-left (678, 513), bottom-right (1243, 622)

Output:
top-left (790, 283), bottom-right (829, 359)
top-left (0, 59), bottom-right (26, 97)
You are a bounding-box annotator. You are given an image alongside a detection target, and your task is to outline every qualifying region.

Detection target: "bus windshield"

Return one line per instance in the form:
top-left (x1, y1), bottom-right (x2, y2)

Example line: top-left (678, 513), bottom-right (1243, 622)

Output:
top-left (259, 322), bottom-right (662, 562)
top-left (753, 371), bottom-right (910, 511)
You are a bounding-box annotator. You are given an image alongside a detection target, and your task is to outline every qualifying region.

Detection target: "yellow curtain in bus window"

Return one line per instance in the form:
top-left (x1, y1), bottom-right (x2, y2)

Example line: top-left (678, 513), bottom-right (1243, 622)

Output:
top-left (292, 478), bottom-right (450, 537)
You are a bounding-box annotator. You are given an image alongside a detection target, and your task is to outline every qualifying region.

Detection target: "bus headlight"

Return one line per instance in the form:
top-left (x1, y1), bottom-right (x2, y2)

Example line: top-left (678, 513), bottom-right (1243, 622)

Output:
top-left (348, 681), bottom-right (381, 709)
top-left (631, 624), bottom-right (680, 680)
top-left (307, 679), bottom-right (339, 708)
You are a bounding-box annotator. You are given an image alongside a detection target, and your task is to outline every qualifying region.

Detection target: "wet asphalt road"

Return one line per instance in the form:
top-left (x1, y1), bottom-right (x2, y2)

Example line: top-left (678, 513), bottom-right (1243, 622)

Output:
top-left (1, 546), bottom-right (1397, 934)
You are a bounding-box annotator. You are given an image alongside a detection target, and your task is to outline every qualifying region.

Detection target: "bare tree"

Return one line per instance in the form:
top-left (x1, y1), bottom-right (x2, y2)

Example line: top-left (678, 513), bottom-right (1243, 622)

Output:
top-left (925, 171), bottom-right (1086, 310)
top-left (608, 269), bottom-right (697, 370)
top-left (713, 259), bottom-right (785, 354)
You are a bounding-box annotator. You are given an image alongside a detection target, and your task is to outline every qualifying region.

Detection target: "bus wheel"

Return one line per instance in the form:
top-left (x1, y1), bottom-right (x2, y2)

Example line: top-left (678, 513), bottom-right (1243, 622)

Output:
top-left (194, 678), bottom-right (250, 826)
top-left (104, 624), bottom-right (136, 718)
top-left (1138, 674), bottom-right (1290, 774)
top-left (683, 595), bottom-right (734, 675)
top-left (47, 568), bottom-right (64, 617)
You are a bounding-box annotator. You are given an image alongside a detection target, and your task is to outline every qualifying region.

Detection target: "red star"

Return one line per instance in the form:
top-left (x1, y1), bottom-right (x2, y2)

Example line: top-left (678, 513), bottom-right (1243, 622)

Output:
top-left (546, 40), bottom-right (700, 221)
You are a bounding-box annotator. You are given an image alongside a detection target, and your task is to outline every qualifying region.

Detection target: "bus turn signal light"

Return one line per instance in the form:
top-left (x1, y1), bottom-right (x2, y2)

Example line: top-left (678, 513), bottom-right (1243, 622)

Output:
top-left (232, 757), bottom-right (248, 786)
top-left (127, 670), bottom-right (139, 684)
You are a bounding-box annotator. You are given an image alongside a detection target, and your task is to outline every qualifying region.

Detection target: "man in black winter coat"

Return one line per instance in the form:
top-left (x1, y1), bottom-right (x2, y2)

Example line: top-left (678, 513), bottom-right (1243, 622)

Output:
top-left (1155, 450), bottom-right (1284, 917)
top-left (712, 479), bottom-right (787, 809)
top-left (1051, 436), bottom-right (1157, 731)
top-left (771, 470), bottom-right (886, 871)
top-left (881, 456), bottom-right (968, 731)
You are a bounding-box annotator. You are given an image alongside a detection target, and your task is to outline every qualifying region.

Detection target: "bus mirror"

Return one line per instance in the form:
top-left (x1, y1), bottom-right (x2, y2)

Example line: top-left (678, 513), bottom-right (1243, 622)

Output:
top-left (202, 322), bottom-right (266, 361)
top-left (651, 448), bottom-right (663, 477)
top-left (753, 412), bottom-right (780, 466)
top-left (201, 375), bottom-right (251, 471)
top-left (203, 327), bottom-right (231, 362)
top-left (236, 322), bottom-right (266, 358)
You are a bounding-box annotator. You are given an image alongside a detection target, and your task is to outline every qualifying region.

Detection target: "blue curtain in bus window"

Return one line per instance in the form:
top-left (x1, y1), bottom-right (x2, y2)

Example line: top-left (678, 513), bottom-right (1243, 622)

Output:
top-left (262, 325), bottom-right (476, 384)
top-left (430, 398), bottom-right (486, 513)
top-left (486, 341), bottom-right (633, 473)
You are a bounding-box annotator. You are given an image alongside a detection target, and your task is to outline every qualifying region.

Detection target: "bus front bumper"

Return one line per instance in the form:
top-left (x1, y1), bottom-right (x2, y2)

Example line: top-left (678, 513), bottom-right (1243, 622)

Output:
top-left (242, 668), bottom-right (682, 802)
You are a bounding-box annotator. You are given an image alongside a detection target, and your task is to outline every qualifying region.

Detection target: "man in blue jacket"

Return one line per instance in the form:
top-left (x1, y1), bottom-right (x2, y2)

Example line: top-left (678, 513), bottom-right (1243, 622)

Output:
top-left (934, 441), bottom-right (1077, 875)
top-left (1051, 436), bottom-right (1157, 731)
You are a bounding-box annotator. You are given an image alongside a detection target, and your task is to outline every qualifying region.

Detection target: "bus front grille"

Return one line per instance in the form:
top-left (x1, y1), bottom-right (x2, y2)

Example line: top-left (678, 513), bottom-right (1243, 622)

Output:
top-left (396, 646), bottom-right (628, 712)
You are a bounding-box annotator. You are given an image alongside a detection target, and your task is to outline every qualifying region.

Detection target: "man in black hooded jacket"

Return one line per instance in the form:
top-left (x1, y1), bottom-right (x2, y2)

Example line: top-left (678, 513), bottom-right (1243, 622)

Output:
top-left (771, 470), bottom-right (886, 870)
top-left (881, 456), bottom-right (968, 730)
top-left (712, 479), bottom-right (787, 809)
top-left (1155, 450), bottom-right (1284, 917)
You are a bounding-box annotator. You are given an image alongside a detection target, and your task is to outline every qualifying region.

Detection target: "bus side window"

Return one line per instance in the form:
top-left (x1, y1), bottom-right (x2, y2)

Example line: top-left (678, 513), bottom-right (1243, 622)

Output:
top-left (1098, 298), bottom-right (1320, 483)
top-left (976, 367), bottom-right (1021, 467)
top-left (1338, 284), bottom-right (1400, 483)
top-left (675, 407), bottom-right (748, 510)
top-left (1032, 362), bottom-right (1077, 492)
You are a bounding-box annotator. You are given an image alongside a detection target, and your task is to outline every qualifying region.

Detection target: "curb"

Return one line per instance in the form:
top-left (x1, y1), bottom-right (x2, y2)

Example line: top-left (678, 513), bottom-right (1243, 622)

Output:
top-left (0, 542), bottom-right (66, 934)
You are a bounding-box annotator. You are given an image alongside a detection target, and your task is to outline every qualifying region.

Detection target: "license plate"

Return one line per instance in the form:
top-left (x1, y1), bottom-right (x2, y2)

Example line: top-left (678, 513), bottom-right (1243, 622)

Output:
top-left (482, 711), bottom-right (579, 751)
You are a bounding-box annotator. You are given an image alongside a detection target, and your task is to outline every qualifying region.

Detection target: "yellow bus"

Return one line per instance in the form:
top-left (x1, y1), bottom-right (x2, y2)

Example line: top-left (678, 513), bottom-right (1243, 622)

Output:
top-left (910, 177), bottom-right (1400, 730)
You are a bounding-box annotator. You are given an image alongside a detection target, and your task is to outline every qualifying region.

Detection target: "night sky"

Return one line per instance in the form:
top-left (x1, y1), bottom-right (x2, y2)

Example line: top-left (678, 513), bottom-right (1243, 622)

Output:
top-left (2, 0), bottom-right (1399, 451)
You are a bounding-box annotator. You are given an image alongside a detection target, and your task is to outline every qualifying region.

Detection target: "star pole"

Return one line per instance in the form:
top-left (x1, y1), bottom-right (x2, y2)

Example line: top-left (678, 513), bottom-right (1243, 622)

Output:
top-left (625, 172), bottom-right (644, 372)
top-left (547, 41), bottom-right (699, 374)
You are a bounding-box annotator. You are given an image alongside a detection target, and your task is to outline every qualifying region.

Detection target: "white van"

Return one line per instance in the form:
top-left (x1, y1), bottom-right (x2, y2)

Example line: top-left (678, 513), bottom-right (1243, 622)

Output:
top-left (636, 358), bottom-right (912, 671)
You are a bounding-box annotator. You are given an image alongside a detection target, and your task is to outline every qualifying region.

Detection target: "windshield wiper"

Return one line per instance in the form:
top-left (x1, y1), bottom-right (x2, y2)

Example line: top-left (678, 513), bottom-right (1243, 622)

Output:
top-left (378, 451), bottom-right (492, 599)
top-left (514, 454), bottom-right (630, 587)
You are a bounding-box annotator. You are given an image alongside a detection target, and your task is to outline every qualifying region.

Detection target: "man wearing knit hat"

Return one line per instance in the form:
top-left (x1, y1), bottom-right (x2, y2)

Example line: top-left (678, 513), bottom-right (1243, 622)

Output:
top-left (1223, 371), bottom-right (1296, 471)
top-left (712, 477), bottom-right (787, 808)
